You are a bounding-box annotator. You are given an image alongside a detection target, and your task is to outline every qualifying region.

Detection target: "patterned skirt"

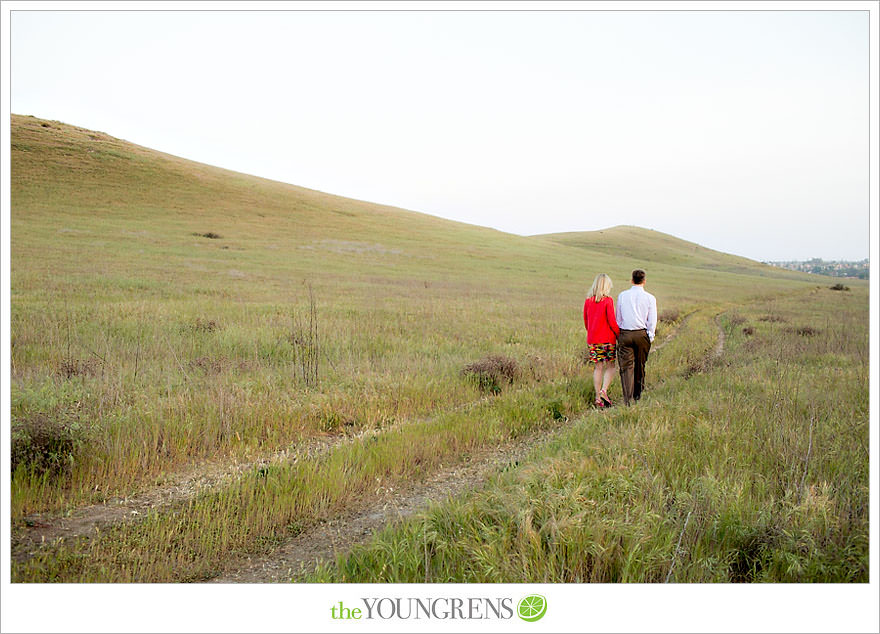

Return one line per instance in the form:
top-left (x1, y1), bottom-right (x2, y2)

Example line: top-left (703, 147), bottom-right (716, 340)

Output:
top-left (588, 343), bottom-right (617, 363)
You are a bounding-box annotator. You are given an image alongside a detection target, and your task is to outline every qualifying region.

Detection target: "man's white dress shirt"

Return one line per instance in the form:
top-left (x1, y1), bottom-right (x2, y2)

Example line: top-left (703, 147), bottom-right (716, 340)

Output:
top-left (615, 285), bottom-right (658, 342)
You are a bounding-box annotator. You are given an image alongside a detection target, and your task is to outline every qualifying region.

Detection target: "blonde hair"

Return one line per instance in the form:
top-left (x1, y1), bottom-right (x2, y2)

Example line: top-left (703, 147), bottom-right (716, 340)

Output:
top-left (589, 274), bottom-right (613, 302)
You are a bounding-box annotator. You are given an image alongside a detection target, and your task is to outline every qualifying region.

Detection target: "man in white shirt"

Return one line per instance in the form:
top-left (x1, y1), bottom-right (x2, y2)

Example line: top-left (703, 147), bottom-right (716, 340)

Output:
top-left (615, 269), bottom-right (658, 405)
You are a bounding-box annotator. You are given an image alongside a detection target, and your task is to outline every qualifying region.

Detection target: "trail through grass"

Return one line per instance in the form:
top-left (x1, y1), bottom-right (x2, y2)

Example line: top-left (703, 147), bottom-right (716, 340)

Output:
top-left (309, 290), bottom-right (868, 583)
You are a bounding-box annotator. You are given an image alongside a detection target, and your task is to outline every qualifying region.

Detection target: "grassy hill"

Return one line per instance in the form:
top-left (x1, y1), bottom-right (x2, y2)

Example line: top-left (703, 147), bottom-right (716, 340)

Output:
top-left (9, 114), bottom-right (867, 583)
top-left (537, 225), bottom-right (780, 277)
top-left (11, 113), bottom-right (812, 297)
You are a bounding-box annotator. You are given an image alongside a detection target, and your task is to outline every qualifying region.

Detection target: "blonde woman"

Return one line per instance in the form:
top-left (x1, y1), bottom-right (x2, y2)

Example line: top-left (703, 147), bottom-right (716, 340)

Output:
top-left (583, 273), bottom-right (620, 407)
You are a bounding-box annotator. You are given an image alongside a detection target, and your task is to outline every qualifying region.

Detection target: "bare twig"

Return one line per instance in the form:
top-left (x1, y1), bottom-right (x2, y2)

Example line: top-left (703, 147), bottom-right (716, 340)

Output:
top-left (799, 416), bottom-right (815, 496)
top-left (165, 337), bottom-right (191, 383)
top-left (665, 510), bottom-right (692, 583)
top-left (83, 345), bottom-right (106, 364)
top-left (424, 522), bottom-right (430, 583)
top-left (291, 283), bottom-right (320, 387)
top-left (134, 329), bottom-right (141, 379)
top-left (634, 451), bottom-right (653, 480)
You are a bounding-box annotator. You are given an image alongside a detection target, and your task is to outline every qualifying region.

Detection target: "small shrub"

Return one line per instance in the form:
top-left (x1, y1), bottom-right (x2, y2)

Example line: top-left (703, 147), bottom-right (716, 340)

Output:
top-left (682, 362), bottom-right (704, 379)
top-left (318, 409), bottom-right (344, 433)
top-left (794, 326), bottom-right (820, 337)
top-left (189, 356), bottom-right (226, 374)
top-left (742, 327), bottom-right (755, 336)
top-left (192, 232), bottom-right (222, 239)
top-left (313, 404), bottom-right (357, 433)
top-left (758, 315), bottom-right (787, 323)
top-left (184, 317), bottom-right (219, 333)
top-left (659, 308), bottom-right (680, 323)
top-left (11, 414), bottom-right (88, 476)
top-left (290, 285), bottom-right (320, 387)
top-left (728, 314), bottom-right (747, 326)
top-left (462, 355), bottom-right (519, 394)
top-left (56, 357), bottom-right (97, 379)
top-left (830, 283), bottom-right (850, 291)
top-left (546, 399), bottom-right (567, 421)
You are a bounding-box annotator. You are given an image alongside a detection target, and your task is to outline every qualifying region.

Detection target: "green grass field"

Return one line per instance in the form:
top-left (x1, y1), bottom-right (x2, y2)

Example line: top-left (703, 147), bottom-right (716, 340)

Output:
top-left (9, 114), bottom-right (868, 582)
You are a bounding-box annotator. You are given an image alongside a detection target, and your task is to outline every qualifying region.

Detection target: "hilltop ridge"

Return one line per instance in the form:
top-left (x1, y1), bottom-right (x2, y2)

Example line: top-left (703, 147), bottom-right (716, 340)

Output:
top-left (536, 225), bottom-right (776, 277)
top-left (11, 113), bottom-right (816, 292)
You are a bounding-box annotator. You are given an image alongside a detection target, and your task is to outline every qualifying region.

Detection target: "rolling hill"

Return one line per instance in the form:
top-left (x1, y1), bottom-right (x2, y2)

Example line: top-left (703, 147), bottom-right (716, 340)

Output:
top-left (11, 113), bottom-right (811, 300)
top-left (536, 225), bottom-right (780, 277)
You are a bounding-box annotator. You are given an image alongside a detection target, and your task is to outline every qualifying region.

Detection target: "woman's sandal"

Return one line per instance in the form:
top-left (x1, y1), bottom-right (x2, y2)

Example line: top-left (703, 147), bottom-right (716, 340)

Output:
top-left (594, 398), bottom-right (605, 408)
top-left (599, 390), bottom-right (613, 407)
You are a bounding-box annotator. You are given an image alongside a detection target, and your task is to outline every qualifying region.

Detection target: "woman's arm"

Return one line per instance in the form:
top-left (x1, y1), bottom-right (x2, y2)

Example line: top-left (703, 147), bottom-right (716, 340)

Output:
top-left (583, 299), bottom-right (590, 333)
top-left (607, 298), bottom-right (620, 338)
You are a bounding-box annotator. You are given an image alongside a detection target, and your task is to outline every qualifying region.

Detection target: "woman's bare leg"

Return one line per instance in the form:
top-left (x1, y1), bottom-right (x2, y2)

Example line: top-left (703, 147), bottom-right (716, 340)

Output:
top-left (593, 362), bottom-right (603, 401)
top-left (601, 360), bottom-right (616, 394)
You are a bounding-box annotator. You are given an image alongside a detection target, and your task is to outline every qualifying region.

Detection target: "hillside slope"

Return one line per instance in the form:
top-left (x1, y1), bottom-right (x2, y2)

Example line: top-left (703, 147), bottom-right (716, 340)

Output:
top-left (537, 226), bottom-right (781, 278)
top-left (11, 113), bottom-right (811, 297)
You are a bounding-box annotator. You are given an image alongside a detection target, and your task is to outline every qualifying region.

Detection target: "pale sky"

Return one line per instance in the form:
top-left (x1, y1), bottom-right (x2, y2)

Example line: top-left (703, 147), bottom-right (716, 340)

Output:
top-left (9, 8), bottom-right (871, 261)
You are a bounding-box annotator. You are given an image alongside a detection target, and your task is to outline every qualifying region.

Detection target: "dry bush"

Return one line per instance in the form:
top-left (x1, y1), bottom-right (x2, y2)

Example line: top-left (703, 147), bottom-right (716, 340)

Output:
top-left (793, 326), bottom-right (821, 337)
top-left (742, 327), bottom-right (755, 336)
top-left (659, 308), bottom-right (681, 323)
top-left (728, 314), bottom-right (747, 326)
top-left (190, 356), bottom-right (227, 374)
top-left (758, 315), bottom-right (787, 323)
top-left (462, 355), bottom-right (519, 393)
top-left (829, 283), bottom-right (850, 291)
top-left (56, 357), bottom-right (97, 379)
top-left (289, 285), bottom-right (320, 387)
top-left (11, 414), bottom-right (89, 476)
top-left (192, 317), bottom-right (219, 332)
top-left (682, 361), bottom-right (705, 379)
top-left (192, 232), bottom-right (222, 239)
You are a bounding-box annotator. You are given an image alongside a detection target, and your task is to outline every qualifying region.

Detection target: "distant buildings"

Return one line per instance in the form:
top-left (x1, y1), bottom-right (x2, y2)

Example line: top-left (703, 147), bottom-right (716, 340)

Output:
top-left (763, 258), bottom-right (869, 279)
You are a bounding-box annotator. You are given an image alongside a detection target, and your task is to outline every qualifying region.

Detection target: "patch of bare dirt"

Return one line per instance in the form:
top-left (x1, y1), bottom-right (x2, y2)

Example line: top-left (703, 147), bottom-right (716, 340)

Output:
top-left (682, 312), bottom-right (728, 379)
top-left (713, 314), bottom-right (727, 359)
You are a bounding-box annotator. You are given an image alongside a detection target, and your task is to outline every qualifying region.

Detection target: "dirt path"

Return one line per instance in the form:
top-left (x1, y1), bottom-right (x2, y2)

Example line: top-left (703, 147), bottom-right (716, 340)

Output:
top-left (11, 432), bottom-right (375, 563)
top-left (11, 385), bottom-right (562, 563)
top-left (209, 426), bottom-right (560, 583)
top-left (713, 313), bottom-right (727, 358)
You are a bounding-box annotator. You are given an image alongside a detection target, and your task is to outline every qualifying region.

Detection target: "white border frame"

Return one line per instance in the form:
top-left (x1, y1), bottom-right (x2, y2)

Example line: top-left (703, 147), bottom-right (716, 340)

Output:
top-left (1, 2), bottom-right (877, 633)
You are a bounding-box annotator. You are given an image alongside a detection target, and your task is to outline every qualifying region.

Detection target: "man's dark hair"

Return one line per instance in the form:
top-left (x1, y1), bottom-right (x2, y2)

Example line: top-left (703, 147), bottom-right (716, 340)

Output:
top-left (632, 269), bottom-right (646, 285)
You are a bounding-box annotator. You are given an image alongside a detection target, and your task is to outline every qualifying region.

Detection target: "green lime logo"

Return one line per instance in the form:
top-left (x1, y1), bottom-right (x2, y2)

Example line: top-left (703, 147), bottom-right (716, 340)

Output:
top-left (517, 595), bottom-right (547, 622)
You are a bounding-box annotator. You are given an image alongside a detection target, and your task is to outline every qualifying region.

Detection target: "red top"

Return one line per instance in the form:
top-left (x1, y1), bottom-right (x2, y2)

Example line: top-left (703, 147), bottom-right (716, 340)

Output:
top-left (583, 296), bottom-right (620, 344)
